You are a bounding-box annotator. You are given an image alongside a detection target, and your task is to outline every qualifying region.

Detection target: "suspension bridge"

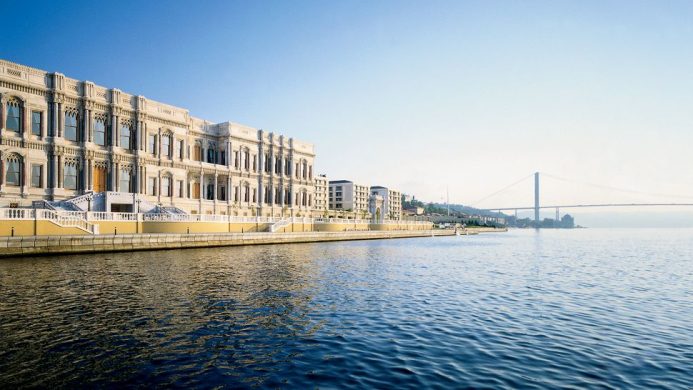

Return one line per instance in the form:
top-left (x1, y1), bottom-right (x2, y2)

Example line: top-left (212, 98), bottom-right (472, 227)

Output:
top-left (475, 172), bottom-right (693, 222)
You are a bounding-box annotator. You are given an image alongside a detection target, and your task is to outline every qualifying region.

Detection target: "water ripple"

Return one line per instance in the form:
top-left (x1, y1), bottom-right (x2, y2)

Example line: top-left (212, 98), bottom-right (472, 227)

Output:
top-left (0, 229), bottom-right (691, 389)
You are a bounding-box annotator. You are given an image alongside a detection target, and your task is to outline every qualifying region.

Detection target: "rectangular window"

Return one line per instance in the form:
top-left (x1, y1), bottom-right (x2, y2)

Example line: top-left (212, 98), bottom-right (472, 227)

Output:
top-left (162, 136), bottom-right (171, 158)
top-left (234, 151), bottom-right (239, 168)
top-left (220, 151), bottom-right (226, 165)
top-left (220, 186), bottom-right (226, 201)
top-left (194, 145), bottom-right (202, 161)
top-left (120, 125), bottom-right (131, 149)
top-left (175, 140), bottom-right (183, 159)
top-left (64, 164), bottom-right (77, 190)
top-left (94, 120), bottom-right (106, 146)
top-left (31, 164), bottom-right (42, 188)
top-left (64, 112), bottom-right (78, 141)
top-left (31, 111), bottom-right (42, 136)
top-left (177, 180), bottom-right (184, 197)
top-left (5, 103), bottom-right (20, 132)
top-left (119, 170), bottom-right (131, 192)
top-left (148, 177), bottom-right (156, 195)
top-left (252, 155), bottom-right (257, 171)
top-left (5, 160), bottom-right (20, 185)
top-left (149, 135), bottom-right (157, 155)
top-left (162, 177), bottom-right (171, 197)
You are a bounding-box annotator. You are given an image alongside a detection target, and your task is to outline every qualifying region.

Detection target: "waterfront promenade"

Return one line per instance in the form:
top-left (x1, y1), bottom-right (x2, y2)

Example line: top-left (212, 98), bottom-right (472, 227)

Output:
top-left (0, 227), bottom-right (504, 258)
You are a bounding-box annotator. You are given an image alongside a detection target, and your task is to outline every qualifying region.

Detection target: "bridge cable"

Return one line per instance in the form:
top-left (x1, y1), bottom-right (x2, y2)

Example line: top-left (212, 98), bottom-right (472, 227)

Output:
top-left (541, 173), bottom-right (693, 201)
top-left (469, 174), bottom-right (534, 207)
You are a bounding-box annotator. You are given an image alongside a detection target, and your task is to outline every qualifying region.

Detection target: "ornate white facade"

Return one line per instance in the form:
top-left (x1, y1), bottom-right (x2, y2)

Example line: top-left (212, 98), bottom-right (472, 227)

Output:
top-left (0, 59), bottom-right (316, 216)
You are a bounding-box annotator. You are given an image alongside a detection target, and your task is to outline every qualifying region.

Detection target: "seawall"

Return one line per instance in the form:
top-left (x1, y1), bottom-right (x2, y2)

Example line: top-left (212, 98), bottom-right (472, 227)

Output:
top-left (0, 228), bottom-right (506, 258)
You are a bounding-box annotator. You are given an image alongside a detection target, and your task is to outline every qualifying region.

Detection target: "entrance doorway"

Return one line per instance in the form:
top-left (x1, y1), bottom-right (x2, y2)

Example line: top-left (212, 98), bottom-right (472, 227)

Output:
top-left (94, 167), bottom-right (106, 192)
top-left (193, 183), bottom-right (200, 199)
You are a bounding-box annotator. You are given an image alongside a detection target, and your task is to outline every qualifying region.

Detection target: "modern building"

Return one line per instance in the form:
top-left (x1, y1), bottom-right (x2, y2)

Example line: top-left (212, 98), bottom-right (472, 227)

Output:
top-left (0, 59), bottom-right (316, 216)
top-left (328, 180), bottom-right (370, 217)
top-left (314, 174), bottom-right (328, 215)
top-left (370, 186), bottom-right (402, 221)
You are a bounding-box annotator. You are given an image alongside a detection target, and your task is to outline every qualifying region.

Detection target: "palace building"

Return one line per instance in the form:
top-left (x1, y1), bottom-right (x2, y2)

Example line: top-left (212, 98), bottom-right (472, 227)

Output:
top-left (0, 59), bottom-right (316, 216)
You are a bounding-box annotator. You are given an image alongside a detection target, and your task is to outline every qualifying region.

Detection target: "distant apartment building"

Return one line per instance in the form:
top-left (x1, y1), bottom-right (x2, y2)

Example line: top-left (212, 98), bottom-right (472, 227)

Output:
top-left (0, 59), bottom-right (316, 216)
top-left (370, 186), bottom-right (402, 221)
top-left (328, 180), bottom-right (370, 215)
top-left (314, 174), bottom-right (328, 214)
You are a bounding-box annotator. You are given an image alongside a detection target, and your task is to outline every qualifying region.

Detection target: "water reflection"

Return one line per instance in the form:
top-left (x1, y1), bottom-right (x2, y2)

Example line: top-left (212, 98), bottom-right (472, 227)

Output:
top-left (1, 230), bottom-right (691, 388)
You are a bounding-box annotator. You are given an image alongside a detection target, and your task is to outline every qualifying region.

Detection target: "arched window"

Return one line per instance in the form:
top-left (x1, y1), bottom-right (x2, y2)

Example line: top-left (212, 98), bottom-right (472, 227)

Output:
top-left (64, 161), bottom-right (78, 190)
top-left (64, 110), bottom-right (79, 141)
top-left (94, 117), bottom-right (107, 146)
top-left (119, 168), bottom-right (131, 192)
top-left (5, 99), bottom-right (21, 132)
top-left (120, 123), bottom-right (132, 149)
top-left (244, 150), bottom-right (250, 170)
top-left (207, 143), bottom-right (216, 163)
top-left (243, 184), bottom-right (250, 202)
top-left (302, 161), bottom-right (308, 179)
top-left (5, 155), bottom-right (21, 186)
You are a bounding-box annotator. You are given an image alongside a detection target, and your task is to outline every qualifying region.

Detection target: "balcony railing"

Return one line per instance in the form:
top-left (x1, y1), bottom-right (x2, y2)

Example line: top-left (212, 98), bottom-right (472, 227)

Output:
top-left (1, 208), bottom-right (431, 230)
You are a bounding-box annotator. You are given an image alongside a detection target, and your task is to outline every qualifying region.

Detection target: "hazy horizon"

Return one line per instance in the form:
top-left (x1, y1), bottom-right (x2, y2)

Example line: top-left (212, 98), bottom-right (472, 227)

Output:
top-left (3, 0), bottom-right (692, 226)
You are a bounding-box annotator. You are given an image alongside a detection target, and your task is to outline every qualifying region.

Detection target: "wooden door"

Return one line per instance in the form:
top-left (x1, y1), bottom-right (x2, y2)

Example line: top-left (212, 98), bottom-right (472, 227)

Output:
top-left (94, 167), bottom-right (106, 192)
top-left (193, 183), bottom-right (200, 199)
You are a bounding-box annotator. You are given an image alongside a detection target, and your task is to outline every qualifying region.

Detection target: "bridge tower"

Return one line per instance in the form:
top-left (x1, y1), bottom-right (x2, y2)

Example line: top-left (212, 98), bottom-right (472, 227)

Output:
top-left (534, 172), bottom-right (540, 222)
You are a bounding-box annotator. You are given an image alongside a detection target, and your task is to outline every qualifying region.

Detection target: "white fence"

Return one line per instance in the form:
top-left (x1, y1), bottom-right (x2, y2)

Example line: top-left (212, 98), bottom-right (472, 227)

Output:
top-left (0, 209), bottom-right (99, 234)
top-left (1, 209), bottom-right (431, 231)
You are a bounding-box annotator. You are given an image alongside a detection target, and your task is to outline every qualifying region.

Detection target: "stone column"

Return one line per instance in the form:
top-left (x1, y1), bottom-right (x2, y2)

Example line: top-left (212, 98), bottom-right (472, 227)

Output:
top-left (226, 176), bottom-right (231, 204)
top-left (81, 107), bottom-right (88, 143)
top-left (87, 159), bottom-right (93, 191)
top-left (201, 172), bottom-right (206, 200)
top-left (0, 95), bottom-right (5, 133)
top-left (58, 103), bottom-right (64, 138)
top-left (23, 102), bottom-right (30, 139)
top-left (81, 159), bottom-right (88, 193)
top-left (133, 165), bottom-right (139, 194)
top-left (88, 109), bottom-right (93, 142)
top-left (0, 155), bottom-right (4, 193)
top-left (142, 166), bottom-right (147, 194)
top-left (21, 158), bottom-right (28, 194)
top-left (213, 172), bottom-right (218, 202)
top-left (50, 102), bottom-right (58, 137)
top-left (114, 162), bottom-right (120, 191)
top-left (111, 114), bottom-right (118, 147)
top-left (57, 155), bottom-right (63, 189)
top-left (157, 128), bottom-right (162, 158)
top-left (157, 170), bottom-right (162, 202)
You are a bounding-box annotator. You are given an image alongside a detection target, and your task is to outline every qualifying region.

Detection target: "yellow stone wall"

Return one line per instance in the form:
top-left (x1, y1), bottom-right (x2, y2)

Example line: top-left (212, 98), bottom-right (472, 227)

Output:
top-left (0, 219), bottom-right (432, 236)
top-left (0, 220), bottom-right (89, 236)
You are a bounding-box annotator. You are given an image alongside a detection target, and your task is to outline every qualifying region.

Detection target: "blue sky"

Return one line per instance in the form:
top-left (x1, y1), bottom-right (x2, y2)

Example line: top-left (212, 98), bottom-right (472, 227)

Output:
top-left (3, 0), bottom-right (693, 225)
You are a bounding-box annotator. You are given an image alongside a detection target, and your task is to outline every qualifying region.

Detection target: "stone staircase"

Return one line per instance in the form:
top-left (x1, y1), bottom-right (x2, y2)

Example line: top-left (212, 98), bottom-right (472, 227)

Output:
top-left (269, 218), bottom-right (292, 233)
